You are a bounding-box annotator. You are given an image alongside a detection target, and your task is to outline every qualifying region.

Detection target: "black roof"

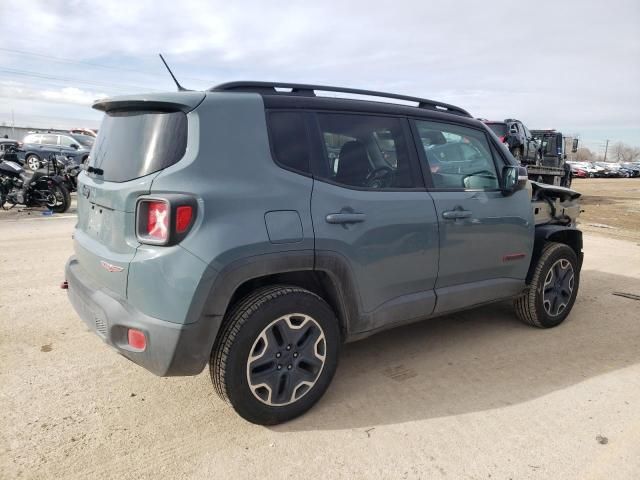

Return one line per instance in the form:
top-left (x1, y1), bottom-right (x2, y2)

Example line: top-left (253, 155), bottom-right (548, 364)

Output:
top-left (211, 81), bottom-right (472, 118)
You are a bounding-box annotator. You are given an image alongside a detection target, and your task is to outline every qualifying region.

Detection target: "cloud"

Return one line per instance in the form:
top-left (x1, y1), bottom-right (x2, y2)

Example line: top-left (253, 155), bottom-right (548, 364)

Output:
top-left (0, 81), bottom-right (105, 106)
top-left (0, 0), bottom-right (638, 147)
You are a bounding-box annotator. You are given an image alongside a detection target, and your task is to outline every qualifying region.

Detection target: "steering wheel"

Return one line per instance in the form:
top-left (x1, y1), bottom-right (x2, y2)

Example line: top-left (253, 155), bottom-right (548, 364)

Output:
top-left (366, 166), bottom-right (394, 188)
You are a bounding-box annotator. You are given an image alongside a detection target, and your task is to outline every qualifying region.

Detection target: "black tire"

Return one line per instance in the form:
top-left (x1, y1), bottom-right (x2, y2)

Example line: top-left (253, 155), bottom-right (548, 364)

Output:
top-left (48, 183), bottom-right (71, 213)
top-left (514, 242), bottom-right (580, 328)
top-left (564, 173), bottom-right (572, 188)
top-left (210, 285), bottom-right (341, 425)
top-left (25, 154), bottom-right (41, 170)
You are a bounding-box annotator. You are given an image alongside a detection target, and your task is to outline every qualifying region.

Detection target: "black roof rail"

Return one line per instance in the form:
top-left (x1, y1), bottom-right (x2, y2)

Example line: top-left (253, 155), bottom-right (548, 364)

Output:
top-left (210, 81), bottom-right (471, 117)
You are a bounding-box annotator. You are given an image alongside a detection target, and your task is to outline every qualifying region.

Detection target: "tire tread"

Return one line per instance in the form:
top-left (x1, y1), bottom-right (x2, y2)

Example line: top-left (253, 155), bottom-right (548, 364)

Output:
top-left (514, 242), bottom-right (576, 328)
top-left (210, 285), bottom-right (322, 403)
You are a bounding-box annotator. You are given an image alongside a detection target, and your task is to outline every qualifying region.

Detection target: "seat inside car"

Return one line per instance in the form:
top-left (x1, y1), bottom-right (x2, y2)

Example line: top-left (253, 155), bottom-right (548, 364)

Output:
top-left (335, 140), bottom-right (371, 187)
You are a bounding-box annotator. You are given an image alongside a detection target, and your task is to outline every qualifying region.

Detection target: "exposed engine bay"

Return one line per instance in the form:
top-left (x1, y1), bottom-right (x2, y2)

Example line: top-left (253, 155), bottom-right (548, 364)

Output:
top-left (530, 181), bottom-right (582, 227)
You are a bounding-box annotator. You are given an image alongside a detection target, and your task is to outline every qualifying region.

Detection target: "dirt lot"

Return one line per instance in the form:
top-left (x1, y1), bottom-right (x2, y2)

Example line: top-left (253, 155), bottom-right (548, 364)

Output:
top-left (573, 178), bottom-right (640, 241)
top-left (1, 194), bottom-right (639, 479)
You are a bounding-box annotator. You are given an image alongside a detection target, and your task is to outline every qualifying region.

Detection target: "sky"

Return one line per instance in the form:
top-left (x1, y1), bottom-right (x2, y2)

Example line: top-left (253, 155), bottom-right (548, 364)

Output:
top-left (0, 0), bottom-right (638, 155)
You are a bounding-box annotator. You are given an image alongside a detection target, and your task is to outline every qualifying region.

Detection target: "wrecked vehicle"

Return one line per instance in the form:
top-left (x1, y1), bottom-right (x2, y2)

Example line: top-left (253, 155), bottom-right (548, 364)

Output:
top-left (64, 81), bottom-right (583, 425)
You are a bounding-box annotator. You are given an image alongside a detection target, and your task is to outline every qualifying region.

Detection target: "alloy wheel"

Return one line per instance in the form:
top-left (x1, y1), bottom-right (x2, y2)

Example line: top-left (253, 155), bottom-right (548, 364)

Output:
top-left (542, 259), bottom-right (574, 317)
top-left (27, 156), bottom-right (40, 170)
top-left (246, 314), bottom-right (326, 406)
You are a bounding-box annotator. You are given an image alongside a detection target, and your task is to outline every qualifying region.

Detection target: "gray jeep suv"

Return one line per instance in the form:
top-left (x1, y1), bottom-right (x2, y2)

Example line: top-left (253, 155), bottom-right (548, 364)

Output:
top-left (65, 82), bottom-right (583, 425)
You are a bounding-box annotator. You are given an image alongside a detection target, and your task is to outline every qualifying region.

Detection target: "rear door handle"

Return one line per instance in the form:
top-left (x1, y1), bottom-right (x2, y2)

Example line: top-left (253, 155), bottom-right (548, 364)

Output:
top-left (325, 213), bottom-right (367, 224)
top-left (442, 210), bottom-right (472, 220)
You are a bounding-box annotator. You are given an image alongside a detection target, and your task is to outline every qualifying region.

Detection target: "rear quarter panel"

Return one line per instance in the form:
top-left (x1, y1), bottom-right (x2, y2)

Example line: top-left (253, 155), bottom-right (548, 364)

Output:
top-left (145, 92), bottom-right (315, 297)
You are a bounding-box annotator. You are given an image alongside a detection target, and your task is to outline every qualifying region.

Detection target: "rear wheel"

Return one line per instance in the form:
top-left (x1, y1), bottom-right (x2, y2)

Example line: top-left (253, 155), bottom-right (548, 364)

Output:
top-left (211, 285), bottom-right (340, 425)
top-left (514, 242), bottom-right (580, 328)
top-left (46, 183), bottom-right (71, 213)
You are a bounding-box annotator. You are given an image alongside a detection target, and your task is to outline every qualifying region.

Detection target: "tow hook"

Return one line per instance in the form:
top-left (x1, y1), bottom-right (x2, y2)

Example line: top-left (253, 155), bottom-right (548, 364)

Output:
top-left (60, 281), bottom-right (68, 290)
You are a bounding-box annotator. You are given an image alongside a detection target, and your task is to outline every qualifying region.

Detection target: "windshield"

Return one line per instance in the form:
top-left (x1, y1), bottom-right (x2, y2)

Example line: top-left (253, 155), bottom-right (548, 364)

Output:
top-left (486, 123), bottom-right (507, 137)
top-left (90, 110), bottom-right (187, 183)
top-left (70, 134), bottom-right (95, 147)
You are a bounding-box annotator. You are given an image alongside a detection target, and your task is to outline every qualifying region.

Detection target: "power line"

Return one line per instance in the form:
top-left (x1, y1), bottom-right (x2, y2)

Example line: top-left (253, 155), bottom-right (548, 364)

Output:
top-left (0, 47), bottom-right (213, 84)
top-left (0, 67), bottom-right (161, 93)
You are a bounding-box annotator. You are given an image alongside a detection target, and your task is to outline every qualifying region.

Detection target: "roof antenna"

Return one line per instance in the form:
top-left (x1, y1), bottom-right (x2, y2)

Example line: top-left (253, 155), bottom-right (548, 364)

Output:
top-left (159, 53), bottom-right (189, 91)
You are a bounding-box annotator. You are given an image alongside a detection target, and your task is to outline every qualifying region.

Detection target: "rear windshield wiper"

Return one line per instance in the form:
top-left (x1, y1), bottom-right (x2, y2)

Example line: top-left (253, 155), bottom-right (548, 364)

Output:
top-left (84, 165), bottom-right (104, 175)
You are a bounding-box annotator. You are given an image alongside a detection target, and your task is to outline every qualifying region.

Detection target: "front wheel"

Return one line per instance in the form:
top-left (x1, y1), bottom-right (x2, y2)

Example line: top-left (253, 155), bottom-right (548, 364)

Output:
top-left (26, 154), bottom-right (41, 170)
top-left (211, 286), bottom-right (340, 425)
top-left (514, 242), bottom-right (580, 328)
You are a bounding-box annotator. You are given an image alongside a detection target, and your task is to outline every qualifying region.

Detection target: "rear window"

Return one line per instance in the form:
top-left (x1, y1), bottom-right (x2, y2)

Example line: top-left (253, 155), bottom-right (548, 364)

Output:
top-left (486, 123), bottom-right (507, 137)
top-left (90, 110), bottom-right (187, 183)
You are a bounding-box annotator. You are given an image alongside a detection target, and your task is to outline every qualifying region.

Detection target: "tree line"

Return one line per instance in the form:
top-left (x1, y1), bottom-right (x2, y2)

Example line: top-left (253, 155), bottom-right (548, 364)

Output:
top-left (575, 142), bottom-right (640, 163)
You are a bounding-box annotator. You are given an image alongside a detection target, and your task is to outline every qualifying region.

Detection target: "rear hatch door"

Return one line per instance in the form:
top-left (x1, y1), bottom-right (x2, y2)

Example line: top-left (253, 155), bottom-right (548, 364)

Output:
top-left (73, 92), bottom-right (204, 297)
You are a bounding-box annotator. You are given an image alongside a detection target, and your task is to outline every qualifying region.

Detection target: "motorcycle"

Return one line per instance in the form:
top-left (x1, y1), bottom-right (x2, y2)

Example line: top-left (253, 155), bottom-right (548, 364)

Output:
top-left (43, 153), bottom-right (82, 193)
top-left (0, 147), bottom-right (71, 213)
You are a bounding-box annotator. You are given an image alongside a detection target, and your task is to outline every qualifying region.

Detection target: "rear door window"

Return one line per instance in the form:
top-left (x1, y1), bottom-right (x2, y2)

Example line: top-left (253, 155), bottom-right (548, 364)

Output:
top-left (314, 113), bottom-right (417, 189)
top-left (90, 110), bottom-right (187, 183)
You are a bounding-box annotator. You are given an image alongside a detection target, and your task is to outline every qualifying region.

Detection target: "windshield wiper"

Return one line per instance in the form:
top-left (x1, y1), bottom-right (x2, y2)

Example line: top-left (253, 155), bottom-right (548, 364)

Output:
top-left (85, 165), bottom-right (104, 175)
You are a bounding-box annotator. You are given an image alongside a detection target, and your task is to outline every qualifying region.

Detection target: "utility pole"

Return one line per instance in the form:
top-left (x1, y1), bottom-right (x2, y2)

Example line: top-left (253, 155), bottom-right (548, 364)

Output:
top-left (603, 139), bottom-right (609, 162)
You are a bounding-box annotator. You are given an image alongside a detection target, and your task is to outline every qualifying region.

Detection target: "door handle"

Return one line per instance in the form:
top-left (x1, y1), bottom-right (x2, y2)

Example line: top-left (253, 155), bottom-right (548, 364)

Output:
top-left (325, 213), bottom-right (367, 224)
top-left (442, 210), bottom-right (472, 220)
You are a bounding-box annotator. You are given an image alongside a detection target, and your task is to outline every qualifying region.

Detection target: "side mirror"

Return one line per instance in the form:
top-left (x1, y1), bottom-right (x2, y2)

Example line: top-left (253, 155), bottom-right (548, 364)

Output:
top-left (571, 138), bottom-right (579, 153)
top-left (70, 143), bottom-right (79, 150)
top-left (501, 165), bottom-right (528, 194)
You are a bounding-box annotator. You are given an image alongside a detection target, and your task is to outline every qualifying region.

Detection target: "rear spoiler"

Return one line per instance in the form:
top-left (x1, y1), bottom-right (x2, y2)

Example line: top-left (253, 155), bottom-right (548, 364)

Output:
top-left (93, 92), bottom-right (205, 113)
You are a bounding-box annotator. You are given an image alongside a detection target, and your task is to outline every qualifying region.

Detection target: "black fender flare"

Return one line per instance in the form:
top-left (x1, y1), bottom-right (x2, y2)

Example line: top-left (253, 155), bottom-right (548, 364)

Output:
top-left (201, 249), bottom-right (361, 336)
top-left (203, 250), bottom-right (316, 316)
top-left (528, 226), bottom-right (583, 283)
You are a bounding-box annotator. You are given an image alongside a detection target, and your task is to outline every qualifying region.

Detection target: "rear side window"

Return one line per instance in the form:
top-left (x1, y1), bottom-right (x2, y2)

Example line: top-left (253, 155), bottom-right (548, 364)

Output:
top-left (315, 113), bottom-right (416, 189)
top-left (90, 110), bottom-right (187, 183)
top-left (267, 111), bottom-right (310, 174)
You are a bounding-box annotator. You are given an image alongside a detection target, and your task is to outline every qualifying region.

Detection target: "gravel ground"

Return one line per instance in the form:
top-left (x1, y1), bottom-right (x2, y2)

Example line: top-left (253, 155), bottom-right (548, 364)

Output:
top-left (1, 206), bottom-right (639, 479)
top-left (572, 178), bottom-right (640, 241)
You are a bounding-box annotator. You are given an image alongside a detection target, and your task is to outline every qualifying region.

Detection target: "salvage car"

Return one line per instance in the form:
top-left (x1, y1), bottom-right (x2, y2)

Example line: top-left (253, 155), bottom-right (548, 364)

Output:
top-left (65, 82), bottom-right (584, 425)
top-left (20, 132), bottom-right (93, 170)
top-left (483, 119), bottom-right (540, 164)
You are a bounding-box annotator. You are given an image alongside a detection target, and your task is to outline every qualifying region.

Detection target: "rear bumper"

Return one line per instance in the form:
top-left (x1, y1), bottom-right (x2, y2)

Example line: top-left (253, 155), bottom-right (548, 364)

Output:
top-left (65, 255), bottom-right (222, 376)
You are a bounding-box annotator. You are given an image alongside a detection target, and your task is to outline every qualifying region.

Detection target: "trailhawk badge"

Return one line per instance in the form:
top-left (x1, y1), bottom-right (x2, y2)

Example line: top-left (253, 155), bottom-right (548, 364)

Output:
top-left (100, 260), bottom-right (124, 273)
